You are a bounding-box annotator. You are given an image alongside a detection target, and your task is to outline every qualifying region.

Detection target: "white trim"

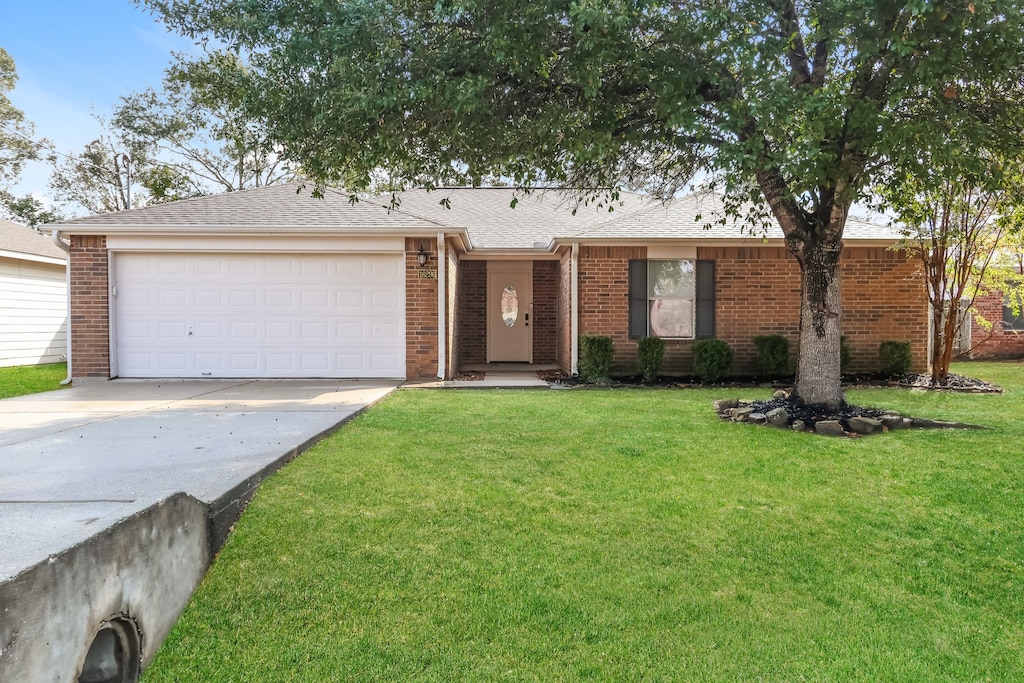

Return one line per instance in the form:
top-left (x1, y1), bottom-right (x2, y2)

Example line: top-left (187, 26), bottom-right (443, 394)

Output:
top-left (0, 249), bottom-right (66, 266)
top-left (106, 235), bottom-right (405, 252)
top-left (107, 250), bottom-right (118, 379)
top-left (571, 242), bottom-right (579, 375)
top-left (459, 251), bottom-right (561, 261)
top-left (647, 245), bottom-right (698, 259)
top-left (437, 232), bottom-right (447, 380)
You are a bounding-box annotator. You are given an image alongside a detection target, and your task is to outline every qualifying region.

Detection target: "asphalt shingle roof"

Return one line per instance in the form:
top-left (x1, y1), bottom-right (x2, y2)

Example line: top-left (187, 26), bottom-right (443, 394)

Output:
top-left (575, 192), bottom-right (899, 241)
top-left (55, 181), bottom-right (448, 231)
top-left (378, 187), bottom-right (654, 249)
top-left (0, 218), bottom-right (67, 261)
top-left (54, 182), bottom-right (901, 249)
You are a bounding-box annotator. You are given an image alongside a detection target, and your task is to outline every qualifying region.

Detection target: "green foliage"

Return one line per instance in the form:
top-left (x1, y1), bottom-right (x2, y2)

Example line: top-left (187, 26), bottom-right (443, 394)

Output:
top-left (49, 129), bottom-right (143, 214)
top-left (113, 53), bottom-right (293, 197)
top-left (879, 341), bottom-right (913, 376)
top-left (840, 336), bottom-right (853, 375)
top-left (692, 339), bottom-right (733, 382)
top-left (753, 335), bottom-right (790, 377)
top-left (578, 335), bottom-right (614, 383)
top-left (0, 191), bottom-right (64, 226)
top-left (0, 48), bottom-right (45, 188)
top-left (635, 336), bottom-right (665, 383)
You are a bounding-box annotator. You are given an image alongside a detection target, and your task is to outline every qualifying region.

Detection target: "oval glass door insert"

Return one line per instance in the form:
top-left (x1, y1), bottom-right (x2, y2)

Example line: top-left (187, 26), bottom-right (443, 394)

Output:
top-left (501, 284), bottom-right (519, 327)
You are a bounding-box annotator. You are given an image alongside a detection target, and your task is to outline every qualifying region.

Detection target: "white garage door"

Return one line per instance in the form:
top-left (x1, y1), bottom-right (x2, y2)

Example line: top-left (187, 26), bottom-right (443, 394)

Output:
top-left (114, 252), bottom-right (405, 378)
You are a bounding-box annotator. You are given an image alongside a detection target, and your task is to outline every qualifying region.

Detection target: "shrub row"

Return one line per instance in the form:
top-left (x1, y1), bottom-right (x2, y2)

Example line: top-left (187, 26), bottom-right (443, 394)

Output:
top-left (577, 335), bottom-right (913, 383)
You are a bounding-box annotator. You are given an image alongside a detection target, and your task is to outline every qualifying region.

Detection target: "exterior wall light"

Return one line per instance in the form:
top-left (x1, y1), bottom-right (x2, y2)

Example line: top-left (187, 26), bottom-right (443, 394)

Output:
top-left (417, 246), bottom-right (429, 268)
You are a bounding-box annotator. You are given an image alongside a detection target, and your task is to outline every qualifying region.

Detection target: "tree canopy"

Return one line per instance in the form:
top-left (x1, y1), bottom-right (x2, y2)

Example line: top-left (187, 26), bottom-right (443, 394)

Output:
top-left (143, 0), bottom-right (1024, 405)
top-left (0, 48), bottom-right (55, 225)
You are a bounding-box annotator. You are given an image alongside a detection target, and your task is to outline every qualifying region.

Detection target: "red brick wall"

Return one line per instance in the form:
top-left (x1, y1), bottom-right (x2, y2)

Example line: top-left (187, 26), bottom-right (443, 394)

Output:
top-left (840, 247), bottom-right (927, 373)
top-left (533, 261), bottom-right (558, 363)
top-left (405, 238), bottom-right (439, 379)
top-left (703, 246), bottom-right (800, 374)
top-left (557, 249), bottom-right (573, 371)
top-left (577, 246), bottom-right (646, 374)
top-left (457, 260), bottom-right (487, 364)
top-left (70, 235), bottom-right (110, 379)
top-left (969, 292), bottom-right (1024, 359)
top-left (576, 244), bottom-right (926, 377)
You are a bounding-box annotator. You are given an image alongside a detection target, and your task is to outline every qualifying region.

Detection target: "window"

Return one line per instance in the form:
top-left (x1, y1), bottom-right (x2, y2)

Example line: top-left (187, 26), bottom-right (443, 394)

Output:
top-left (629, 259), bottom-right (715, 339)
top-left (1003, 299), bottom-right (1024, 332)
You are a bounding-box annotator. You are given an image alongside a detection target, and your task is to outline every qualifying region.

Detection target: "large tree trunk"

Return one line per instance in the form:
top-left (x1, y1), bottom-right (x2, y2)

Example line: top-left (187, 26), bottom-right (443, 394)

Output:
top-left (791, 233), bottom-right (845, 408)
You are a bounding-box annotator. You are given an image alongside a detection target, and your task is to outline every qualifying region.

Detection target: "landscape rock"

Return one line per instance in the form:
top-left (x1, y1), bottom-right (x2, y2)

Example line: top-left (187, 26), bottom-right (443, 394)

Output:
top-left (731, 407), bottom-right (754, 421)
top-left (880, 415), bottom-right (905, 430)
top-left (748, 412), bottom-right (767, 424)
top-left (791, 419), bottom-right (806, 431)
top-left (765, 407), bottom-right (790, 427)
top-left (772, 389), bottom-right (789, 399)
top-left (715, 398), bottom-right (741, 412)
top-left (848, 416), bottom-right (882, 435)
top-left (815, 420), bottom-right (845, 436)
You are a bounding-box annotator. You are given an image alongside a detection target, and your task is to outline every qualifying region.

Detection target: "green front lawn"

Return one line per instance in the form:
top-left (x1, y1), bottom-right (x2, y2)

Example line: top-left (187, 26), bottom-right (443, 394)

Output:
top-left (0, 362), bottom-right (67, 399)
top-left (144, 362), bottom-right (1024, 682)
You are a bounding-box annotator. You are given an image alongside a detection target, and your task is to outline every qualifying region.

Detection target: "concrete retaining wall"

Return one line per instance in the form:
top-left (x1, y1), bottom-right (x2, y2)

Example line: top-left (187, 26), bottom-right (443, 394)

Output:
top-left (0, 493), bottom-right (209, 681)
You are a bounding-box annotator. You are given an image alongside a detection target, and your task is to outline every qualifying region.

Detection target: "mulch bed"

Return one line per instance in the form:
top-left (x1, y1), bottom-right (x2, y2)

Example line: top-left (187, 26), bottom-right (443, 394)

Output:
top-left (538, 369), bottom-right (998, 436)
top-left (539, 370), bottom-right (1003, 394)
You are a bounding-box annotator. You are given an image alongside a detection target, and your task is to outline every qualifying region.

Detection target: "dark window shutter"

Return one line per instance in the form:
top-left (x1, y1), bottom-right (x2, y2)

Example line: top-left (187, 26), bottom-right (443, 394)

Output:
top-left (628, 259), bottom-right (648, 338)
top-left (695, 260), bottom-right (716, 339)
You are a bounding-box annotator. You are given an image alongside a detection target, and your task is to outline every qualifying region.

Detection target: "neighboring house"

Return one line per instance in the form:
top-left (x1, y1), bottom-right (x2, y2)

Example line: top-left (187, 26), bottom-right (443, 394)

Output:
top-left (52, 182), bottom-right (926, 382)
top-left (0, 218), bottom-right (68, 368)
top-left (960, 291), bottom-right (1024, 360)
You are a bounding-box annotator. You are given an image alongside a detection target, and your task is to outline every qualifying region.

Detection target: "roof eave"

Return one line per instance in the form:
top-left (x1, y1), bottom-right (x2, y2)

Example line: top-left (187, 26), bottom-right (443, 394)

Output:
top-left (552, 236), bottom-right (900, 248)
top-left (0, 249), bottom-right (66, 266)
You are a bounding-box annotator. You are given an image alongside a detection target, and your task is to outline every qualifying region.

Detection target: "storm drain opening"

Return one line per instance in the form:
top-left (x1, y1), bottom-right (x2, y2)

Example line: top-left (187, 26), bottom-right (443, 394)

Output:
top-left (78, 617), bottom-right (141, 683)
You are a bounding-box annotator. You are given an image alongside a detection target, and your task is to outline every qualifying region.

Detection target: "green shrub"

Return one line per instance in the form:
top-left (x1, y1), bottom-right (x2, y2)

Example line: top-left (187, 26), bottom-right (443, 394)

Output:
top-left (840, 336), bottom-right (853, 374)
top-left (753, 335), bottom-right (790, 376)
top-left (579, 335), bottom-right (615, 383)
top-left (692, 339), bottom-right (734, 382)
top-left (635, 337), bottom-right (665, 383)
top-left (878, 340), bottom-right (912, 376)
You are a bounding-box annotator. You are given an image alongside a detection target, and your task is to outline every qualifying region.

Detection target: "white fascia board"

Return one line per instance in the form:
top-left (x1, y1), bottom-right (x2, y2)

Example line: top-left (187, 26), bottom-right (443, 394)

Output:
top-left (551, 237), bottom-right (900, 249)
top-left (460, 249), bottom-right (561, 261)
top-left (0, 250), bottom-right (67, 267)
top-left (106, 234), bottom-right (407, 252)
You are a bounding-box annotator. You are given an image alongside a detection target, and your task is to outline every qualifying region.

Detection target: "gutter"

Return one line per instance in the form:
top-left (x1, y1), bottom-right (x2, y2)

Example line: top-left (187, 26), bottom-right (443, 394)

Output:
top-left (50, 230), bottom-right (72, 385)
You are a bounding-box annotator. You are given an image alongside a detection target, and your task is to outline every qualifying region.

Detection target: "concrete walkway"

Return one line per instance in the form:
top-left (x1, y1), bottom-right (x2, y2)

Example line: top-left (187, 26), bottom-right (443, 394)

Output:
top-left (0, 379), bottom-right (398, 582)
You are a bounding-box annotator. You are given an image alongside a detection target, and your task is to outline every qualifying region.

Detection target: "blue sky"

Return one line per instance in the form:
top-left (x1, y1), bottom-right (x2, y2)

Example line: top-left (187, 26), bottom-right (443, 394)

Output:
top-left (0, 2), bottom-right (196, 201)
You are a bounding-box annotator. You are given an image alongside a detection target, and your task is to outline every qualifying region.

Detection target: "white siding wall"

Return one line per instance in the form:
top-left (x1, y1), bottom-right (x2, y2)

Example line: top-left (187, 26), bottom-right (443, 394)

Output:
top-left (0, 256), bottom-right (67, 367)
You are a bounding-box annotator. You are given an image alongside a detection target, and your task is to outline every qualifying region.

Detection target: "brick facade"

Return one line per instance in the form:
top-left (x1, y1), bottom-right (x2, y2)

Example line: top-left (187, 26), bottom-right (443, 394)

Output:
top-left (405, 238), bottom-right (440, 379)
top-left (839, 247), bottom-right (927, 373)
top-left (533, 261), bottom-right (559, 363)
top-left (577, 246), bottom-right (647, 374)
top-left (457, 260), bottom-right (487, 364)
top-left (69, 236), bottom-right (110, 379)
top-left (454, 259), bottom-right (558, 367)
top-left (968, 292), bottom-right (1024, 359)
top-left (573, 244), bottom-right (927, 377)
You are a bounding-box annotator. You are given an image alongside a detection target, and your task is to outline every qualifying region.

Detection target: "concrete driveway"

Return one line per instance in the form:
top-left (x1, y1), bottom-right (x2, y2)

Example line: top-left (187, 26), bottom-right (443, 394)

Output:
top-left (0, 379), bottom-right (398, 582)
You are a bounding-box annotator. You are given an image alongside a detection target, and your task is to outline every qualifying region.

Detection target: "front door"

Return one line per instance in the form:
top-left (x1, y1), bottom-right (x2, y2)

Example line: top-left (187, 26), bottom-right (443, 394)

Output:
top-left (487, 261), bottom-right (533, 362)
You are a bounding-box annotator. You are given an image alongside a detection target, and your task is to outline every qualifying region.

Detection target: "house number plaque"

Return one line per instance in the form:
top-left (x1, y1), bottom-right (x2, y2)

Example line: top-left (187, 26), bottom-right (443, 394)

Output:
top-left (418, 269), bottom-right (438, 279)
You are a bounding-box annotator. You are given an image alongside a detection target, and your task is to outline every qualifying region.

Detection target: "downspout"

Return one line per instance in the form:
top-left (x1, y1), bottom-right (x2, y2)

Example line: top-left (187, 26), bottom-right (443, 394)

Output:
top-left (571, 242), bottom-right (579, 375)
top-left (51, 230), bottom-right (72, 385)
top-left (436, 232), bottom-right (447, 380)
